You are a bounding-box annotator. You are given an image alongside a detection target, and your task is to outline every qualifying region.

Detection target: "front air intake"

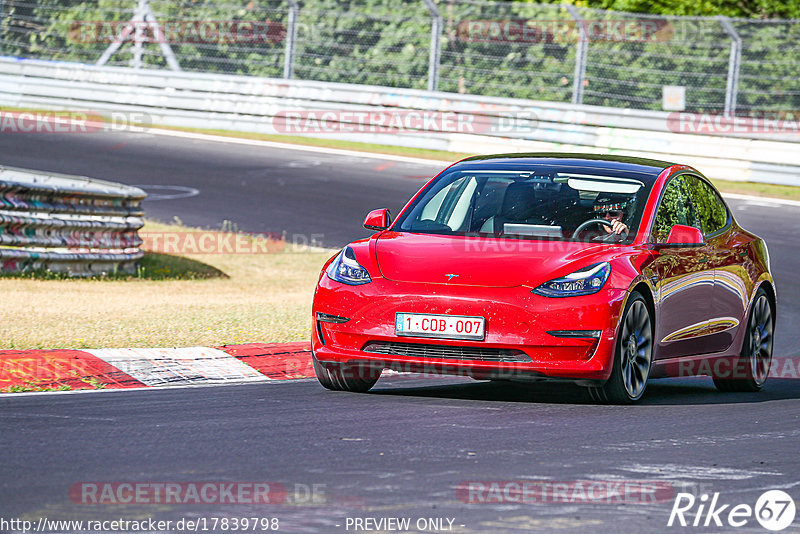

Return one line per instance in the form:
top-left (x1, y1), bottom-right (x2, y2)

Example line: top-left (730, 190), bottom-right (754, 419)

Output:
top-left (362, 341), bottom-right (531, 362)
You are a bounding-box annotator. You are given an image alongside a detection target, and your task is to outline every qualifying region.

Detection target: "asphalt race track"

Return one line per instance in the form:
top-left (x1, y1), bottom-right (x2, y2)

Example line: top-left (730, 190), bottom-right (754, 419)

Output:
top-left (1, 130), bottom-right (799, 533)
top-left (0, 130), bottom-right (437, 247)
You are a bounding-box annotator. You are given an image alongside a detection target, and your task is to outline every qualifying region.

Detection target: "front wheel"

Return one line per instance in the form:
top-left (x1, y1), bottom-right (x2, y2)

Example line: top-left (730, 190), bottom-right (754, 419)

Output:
top-left (713, 288), bottom-right (773, 393)
top-left (588, 292), bottom-right (653, 404)
top-left (312, 352), bottom-right (381, 393)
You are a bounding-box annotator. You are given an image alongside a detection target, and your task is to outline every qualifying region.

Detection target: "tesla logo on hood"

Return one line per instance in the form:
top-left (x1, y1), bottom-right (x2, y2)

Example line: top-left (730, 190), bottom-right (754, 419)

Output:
top-left (445, 273), bottom-right (460, 281)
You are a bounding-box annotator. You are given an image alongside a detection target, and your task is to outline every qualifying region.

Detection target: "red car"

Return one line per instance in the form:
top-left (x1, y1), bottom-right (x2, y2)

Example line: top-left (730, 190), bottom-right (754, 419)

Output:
top-left (311, 154), bottom-right (776, 403)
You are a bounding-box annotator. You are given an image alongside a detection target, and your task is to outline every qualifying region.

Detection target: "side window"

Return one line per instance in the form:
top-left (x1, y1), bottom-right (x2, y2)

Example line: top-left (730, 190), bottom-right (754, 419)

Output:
top-left (419, 177), bottom-right (463, 221)
top-left (444, 177), bottom-right (477, 231)
top-left (651, 176), bottom-right (699, 243)
top-left (472, 177), bottom-right (512, 227)
top-left (686, 176), bottom-right (729, 236)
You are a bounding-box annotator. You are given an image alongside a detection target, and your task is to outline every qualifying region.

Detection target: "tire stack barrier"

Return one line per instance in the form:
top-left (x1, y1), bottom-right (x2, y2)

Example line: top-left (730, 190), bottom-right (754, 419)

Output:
top-left (0, 166), bottom-right (146, 276)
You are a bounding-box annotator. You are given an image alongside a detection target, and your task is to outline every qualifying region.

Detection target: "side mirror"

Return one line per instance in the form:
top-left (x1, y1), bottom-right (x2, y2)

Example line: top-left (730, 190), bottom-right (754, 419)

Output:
top-left (363, 208), bottom-right (392, 231)
top-left (663, 224), bottom-right (705, 247)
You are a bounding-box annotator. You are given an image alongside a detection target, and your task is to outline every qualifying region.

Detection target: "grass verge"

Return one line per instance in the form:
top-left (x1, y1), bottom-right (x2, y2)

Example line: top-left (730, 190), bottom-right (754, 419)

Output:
top-left (0, 220), bottom-right (334, 349)
top-left (159, 125), bottom-right (475, 163)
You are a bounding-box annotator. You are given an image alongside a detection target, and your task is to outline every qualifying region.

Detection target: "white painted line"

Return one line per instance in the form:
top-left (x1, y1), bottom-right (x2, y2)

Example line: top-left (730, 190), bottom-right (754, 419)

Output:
top-left (133, 185), bottom-right (200, 200)
top-left (147, 128), bottom-right (799, 207)
top-left (147, 127), bottom-right (449, 167)
top-left (620, 463), bottom-right (781, 480)
top-left (723, 192), bottom-right (800, 208)
top-left (86, 347), bottom-right (269, 386)
top-left (722, 480), bottom-right (800, 496)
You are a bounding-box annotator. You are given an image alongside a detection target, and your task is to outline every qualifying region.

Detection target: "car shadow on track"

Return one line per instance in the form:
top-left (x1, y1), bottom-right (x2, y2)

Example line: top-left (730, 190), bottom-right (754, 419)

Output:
top-left (368, 377), bottom-right (800, 406)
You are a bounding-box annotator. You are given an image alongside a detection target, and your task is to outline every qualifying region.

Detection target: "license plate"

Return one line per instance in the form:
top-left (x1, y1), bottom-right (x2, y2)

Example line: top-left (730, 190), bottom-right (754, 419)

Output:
top-left (395, 313), bottom-right (485, 341)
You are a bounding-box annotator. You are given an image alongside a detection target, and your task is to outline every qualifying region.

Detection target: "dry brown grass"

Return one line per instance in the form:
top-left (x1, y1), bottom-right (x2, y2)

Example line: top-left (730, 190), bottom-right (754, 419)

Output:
top-left (0, 221), bottom-right (335, 349)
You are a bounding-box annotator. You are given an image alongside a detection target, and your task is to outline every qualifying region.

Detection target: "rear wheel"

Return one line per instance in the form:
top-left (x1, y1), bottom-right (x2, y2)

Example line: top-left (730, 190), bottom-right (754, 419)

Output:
top-left (588, 292), bottom-right (653, 404)
top-left (312, 352), bottom-right (381, 393)
top-left (713, 288), bottom-right (773, 393)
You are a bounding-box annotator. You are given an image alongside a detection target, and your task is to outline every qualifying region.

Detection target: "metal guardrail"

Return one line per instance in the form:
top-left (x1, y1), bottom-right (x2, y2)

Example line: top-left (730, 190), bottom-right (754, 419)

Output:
top-left (0, 166), bottom-right (146, 276)
top-left (0, 57), bottom-right (798, 186)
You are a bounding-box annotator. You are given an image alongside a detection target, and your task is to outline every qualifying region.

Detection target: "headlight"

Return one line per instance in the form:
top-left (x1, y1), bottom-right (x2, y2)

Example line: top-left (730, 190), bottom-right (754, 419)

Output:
top-left (326, 246), bottom-right (371, 285)
top-left (532, 262), bottom-right (610, 297)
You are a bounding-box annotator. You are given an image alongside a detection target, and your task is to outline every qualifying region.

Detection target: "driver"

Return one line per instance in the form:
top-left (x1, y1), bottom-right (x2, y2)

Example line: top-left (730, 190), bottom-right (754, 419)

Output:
top-left (575, 194), bottom-right (631, 241)
top-left (593, 194), bottom-right (630, 236)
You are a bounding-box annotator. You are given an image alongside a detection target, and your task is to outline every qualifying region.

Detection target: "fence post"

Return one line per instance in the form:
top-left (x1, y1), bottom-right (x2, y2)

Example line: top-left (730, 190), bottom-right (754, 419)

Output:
top-left (97, 0), bottom-right (180, 71)
top-left (717, 16), bottom-right (741, 117)
top-left (421, 0), bottom-right (442, 92)
top-left (0, 0), bottom-right (4, 55)
top-left (130, 0), bottom-right (146, 68)
top-left (565, 5), bottom-right (587, 106)
top-left (283, 0), bottom-right (299, 79)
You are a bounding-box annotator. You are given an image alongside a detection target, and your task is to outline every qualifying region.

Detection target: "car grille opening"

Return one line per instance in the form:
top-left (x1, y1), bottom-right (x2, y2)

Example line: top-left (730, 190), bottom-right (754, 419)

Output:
top-left (362, 341), bottom-right (531, 362)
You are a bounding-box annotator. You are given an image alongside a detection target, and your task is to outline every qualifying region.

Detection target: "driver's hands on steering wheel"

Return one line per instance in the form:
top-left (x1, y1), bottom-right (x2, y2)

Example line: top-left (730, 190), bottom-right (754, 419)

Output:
top-left (571, 217), bottom-right (629, 242)
top-left (608, 219), bottom-right (629, 235)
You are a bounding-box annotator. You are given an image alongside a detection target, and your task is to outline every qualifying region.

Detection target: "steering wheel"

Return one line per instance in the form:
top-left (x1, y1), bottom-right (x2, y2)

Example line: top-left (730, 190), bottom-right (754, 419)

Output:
top-left (571, 218), bottom-right (628, 241)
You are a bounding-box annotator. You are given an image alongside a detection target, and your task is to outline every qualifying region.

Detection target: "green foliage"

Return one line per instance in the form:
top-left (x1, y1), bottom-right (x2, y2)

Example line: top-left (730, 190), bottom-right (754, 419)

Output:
top-left (0, 252), bottom-right (226, 280)
top-left (549, 0), bottom-right (800, 19)
top-left (1, 0), bottom-right (287, 74)
top-left (2, 382), bottom-right (72, 393)
top-left (1, 0), bottom-right (798, 113)
top-left (652, 175), bottom-right (696, 242)
top-left (652, 174), bottom-right (729, 241)
top-left (135, 252), bottom-right (228, 280)
top-left (689, 177), bottom-right (728, 233)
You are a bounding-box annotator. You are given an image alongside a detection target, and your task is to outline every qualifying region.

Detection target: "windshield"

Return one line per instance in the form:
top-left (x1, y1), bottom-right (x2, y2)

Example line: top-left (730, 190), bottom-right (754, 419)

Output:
top-left (394, 167), bottom-right (651, 243)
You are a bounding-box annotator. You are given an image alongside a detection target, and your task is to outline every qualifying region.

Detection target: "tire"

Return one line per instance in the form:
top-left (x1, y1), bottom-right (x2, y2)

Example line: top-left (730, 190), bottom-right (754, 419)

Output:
top-left (312, 351), bottom-right (381, 393)
top-left (713, 288), bottom-right (773, 393)
top-left (588, 292), bottom-right (653, 404)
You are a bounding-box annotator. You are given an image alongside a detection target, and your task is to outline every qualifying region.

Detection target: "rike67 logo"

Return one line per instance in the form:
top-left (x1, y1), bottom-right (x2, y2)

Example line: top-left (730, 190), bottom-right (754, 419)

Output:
top-left (668, 490), bottom-right (796, 531)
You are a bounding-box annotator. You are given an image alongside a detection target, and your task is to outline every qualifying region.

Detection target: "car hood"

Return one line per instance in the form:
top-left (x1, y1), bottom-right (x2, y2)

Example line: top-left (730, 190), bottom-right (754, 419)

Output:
top-left (375, 231), bottom-right (613, 288)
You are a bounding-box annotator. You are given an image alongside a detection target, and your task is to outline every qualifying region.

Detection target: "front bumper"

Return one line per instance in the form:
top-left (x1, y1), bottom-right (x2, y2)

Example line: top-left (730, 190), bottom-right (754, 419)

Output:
top-left (312, 275), bottom-right (627, 382)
